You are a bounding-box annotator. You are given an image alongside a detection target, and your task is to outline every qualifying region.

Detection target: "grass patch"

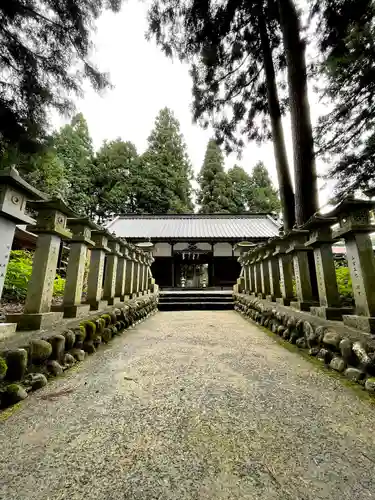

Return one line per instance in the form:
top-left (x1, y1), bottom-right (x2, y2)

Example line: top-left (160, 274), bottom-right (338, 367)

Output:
top-left (0, 402), bottom-right (22, 421)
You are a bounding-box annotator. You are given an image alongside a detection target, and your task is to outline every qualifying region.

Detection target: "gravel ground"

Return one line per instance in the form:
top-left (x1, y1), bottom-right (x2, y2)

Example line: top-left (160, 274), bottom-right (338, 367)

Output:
top-left (1, 311), bottom-right (375, 500)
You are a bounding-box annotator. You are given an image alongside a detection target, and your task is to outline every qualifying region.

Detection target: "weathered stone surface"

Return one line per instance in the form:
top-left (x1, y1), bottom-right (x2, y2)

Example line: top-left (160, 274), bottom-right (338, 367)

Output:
top-left (317, 349), bottom-right (333, 364)
top-left (365, 378), bottom-right (375, 393)
top-left (69, 348), bottom-right (86, 362)
top-left (277, 325), bottom-right (286, 336)
top-left (24, 373), bottom-right (48, 390)
top-left (30, 339), bottom-right (52, 363)
top-left (92, 334), bottom-right (102, 347)
top-left (322, 329), bottom-right (342, 350)
top-left (296, 337), bottom-right (307, 349)
top-left (83, 341), bottom-right (96, 354)
top-left (63, 330), bottom-right (75, 350)
top-left (63, 353), bottom-right (76, 368)
top-left (329, 357), bottom-right (346, 373)
top-left (309, 347), bottom-right (320, 357)
top-left (4, 383), bottom-right (27, 405)
top-left (282, 328), bottom-right (291, 340)
top-left (289, 330), bottom-right (301, 344)
top-left (5, 348), bottom-right (27, 381)
top-left (303, 321), bottom-right (318, 348)
top-left (344, 367), bottom-right (365, 383)
top-left (81, 321), bottom-right (96, 341)
top-left (48, 334), bottom-right (65, 362)
top-left (339, 338), bottom-right (353, 363)
top-left (352, 341), bottom-right (371, 367)
top-left (0, 356), bottom-right (8, 380)
top-left (102, 328), bottom-right (112, 343)
top-left (46, 360), bottom-right (63, 376)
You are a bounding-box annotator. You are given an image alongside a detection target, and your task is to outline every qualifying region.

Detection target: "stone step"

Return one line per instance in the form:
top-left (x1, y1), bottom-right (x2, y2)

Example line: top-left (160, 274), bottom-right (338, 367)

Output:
top-left (158, 301), bottom-right (234, 311)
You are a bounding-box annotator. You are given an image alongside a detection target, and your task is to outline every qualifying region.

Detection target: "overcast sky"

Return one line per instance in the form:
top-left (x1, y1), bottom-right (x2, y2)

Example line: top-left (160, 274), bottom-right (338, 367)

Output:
top-left (53, 0), bottom-right (331, 207)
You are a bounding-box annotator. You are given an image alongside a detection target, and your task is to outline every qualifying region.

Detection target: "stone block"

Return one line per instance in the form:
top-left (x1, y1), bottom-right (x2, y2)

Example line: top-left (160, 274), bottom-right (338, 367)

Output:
top-left (365, 378), bottom-right (375, 393)
top-left (266, 295), bottom-right (277, 302)
top-left (30, 339), bottom-right (52, 363)
top-left (329, 357), bottom-right (346, 373)
top-left (343, 314), bottom-right (375, 334)
top-left (89, 300), bottom-right (108, 312)
top-left (7, 312), bottom-right (64, 331)
top-left (0, 322), bottom-right (17, 341)
top-left (24, 373), bottom-right (48, 391)
top-left (4, 348), bottom-right (27, 381)
top-left (344, 367), bottom-right (365, 383)
top-left (276, 297), bottom-right (291, 306)
top-left (322, 329), bottom-right (342, 350)
top-left (310, 306), bottom-right (353, 321)
top-left (290, 300), bottom-right (319, 312)
top-left (62, 304), bottom-right (91, 319)
top-left (107, 297), bottom-right (123, 306)
top-left (47, 360), bottom-right (63, 376)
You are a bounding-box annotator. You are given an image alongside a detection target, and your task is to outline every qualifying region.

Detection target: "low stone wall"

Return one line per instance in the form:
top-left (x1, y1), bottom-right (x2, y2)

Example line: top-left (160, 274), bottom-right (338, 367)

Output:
top-left (234, 293), bottom-right (375, 396)
top-left (0, 293), bottom-right (159, 409)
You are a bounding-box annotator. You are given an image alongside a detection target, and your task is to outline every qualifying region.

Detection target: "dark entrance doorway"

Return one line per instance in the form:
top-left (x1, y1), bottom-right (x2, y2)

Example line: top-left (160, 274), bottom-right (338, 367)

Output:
top-left (174, 254), bottom-right (211, 288)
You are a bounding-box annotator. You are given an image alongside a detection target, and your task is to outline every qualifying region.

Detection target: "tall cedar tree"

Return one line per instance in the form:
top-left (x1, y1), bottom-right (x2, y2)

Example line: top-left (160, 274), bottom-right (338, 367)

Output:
top-left (53, 113), bottom-right (94, 215)
top-left (91, 139), bottom-right (138, 222)
top-left (136, 108), bottom-right (194, 213)
top-left (147, 0), bottom-right (296, 229)
top-left (311, 0), bottom-right (375, 200)
top-left (197, 139), bottom-right (231, 213)
top-left (247, 161), bottom-right (281, 212)
top-left (0, 0), bottom-right (123, 153)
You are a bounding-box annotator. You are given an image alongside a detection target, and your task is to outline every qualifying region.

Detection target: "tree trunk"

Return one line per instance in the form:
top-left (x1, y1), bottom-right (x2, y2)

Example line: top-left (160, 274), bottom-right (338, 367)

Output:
top-left (277, 0), bottom-right (318, 226)
top-left (258, 9), bottom-right (296, 231)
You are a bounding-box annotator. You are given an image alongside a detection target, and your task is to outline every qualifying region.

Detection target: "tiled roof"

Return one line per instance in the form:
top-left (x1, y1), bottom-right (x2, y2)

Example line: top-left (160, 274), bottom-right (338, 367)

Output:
top-left (106, 214), bottom-right (280, 240)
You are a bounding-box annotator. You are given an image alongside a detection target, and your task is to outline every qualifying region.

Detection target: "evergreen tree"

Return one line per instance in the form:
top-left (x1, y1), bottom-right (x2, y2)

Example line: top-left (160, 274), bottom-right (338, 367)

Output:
top-left (136, 108), bottom-right (194, 213)
top-left (197, 140), bottom-right (231, 213)
top-left (247, 162), bottom-right (281, 213)
top-left (52, 113), bottom-right (94, 214)
top-left (227, 165), bottom-right (252, 213)
top-left (0, 0), bottom-right (123, 153)
top-left (90, 139), bottom-right (138, 222)
top-left (147, 0), bottom-right (296, 229)
top-left (311, 0), bottom-right (375, 200)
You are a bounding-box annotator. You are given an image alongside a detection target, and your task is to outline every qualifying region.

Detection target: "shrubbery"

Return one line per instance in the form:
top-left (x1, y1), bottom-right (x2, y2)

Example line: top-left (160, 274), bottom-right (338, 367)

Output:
top-left (335, 266), bottom-right (353, 303)
top-left (3, 250), bottom-right (65, 302)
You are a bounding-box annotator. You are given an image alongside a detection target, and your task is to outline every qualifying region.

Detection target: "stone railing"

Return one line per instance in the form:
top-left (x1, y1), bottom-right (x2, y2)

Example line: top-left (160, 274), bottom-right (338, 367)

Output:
top-left (0, 167), bottom-right (158, 338)
top-left (234, 197), bottom-right (375, 395)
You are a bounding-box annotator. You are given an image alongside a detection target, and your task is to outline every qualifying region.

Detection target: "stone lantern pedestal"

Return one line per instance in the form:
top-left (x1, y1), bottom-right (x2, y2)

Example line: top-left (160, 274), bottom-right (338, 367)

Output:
top-left (8, 198), bottom-right (73, 330)
top-left (124, 246), bottom-right (135, 300)
top-left (303, 215), bottom-right (353, 320)
top-left (103, 235), bottom-right (122, 306)
top-left (86, 230), bottom-right (110, 311)
top-left (115, 240), bottom-right (128, 302)
top-left (0, 167), bottom-right (45, 336)
top-left (331, 198), bottom-right (375, 333)
top-left (274, 237), bottom-right (294, 306)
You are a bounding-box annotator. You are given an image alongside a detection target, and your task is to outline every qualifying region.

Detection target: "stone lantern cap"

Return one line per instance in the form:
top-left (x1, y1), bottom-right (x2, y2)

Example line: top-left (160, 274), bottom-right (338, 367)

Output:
top-left (106, 232), bottom-right (123, 256)
top-left (301, 213), bottom-right (338, 246)
top-left (26, 197), bottom-right (75, 239)
top-left (284, 229), bottom-right (311, 254)
top-left (67, 217), bottom-right (98, 246)
top-left (328, 197), bottom-right (375, 239)
top-left (0, 166), bottom-right (47, 225)
top-left (91, 228), bottom-right (111, 252)
top-left (271, 234), bottom-right (291, 257)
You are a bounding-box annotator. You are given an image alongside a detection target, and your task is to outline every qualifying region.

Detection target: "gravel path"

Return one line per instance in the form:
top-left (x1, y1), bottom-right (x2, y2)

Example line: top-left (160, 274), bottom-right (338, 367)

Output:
top-left (1, 311), bottom-right (375, 500)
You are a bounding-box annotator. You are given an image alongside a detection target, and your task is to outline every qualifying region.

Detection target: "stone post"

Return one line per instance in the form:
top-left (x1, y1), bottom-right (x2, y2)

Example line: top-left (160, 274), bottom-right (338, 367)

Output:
top-left (259, 248), bottom-right (271, 298)
top-left (131, 249), bottom-right (139, 298)
top-left (330, 198), bottom-right (375, 333)
top-left (61, 218), bottom-right (96, 318)
top-left (86, 229), bottom-right (110, 311)
top-left (0, 167), bottom-right (46, 336)
top-left (103, 234), bottom-right (122, 305)
top-left (254, 251), bottom-right (263, 297)
top-left (273, 237), bottom-right (294, 306)
top-left (249, 253), bottom-right (258, 296)
top-left (7, 198), bottom-right (73, 330)
top-left (115, 240), bottom-right (127, 302)
top-left (124, 245), bottom-right (134, 300)
top-left (303, 215), bottom-right (353, 320)
top-left (265, 241), bottom-right (281, 302)
top-left (139, 253), bottom-right (146, 295)
top-left (284, 230), bottom-right (319, 311)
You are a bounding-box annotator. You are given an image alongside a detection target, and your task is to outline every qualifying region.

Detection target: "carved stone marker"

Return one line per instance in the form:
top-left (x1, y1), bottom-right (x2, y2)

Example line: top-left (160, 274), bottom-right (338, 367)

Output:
top-left (103, 234), bottom-right (122, 305)
top-left (259, 249), bottom-right (271, 298)
top-left (303, 214), bottom-right (352, 320)
top-left (61, 218), bottom-right (96, 318)
top-left (86, 229), bottom-right (110, 311)
top-left (273, 237), bottom-right (294, 306)
top-left (331, 198), bottom-right (375, 332)
top-left (115, 241), bottom-right (128, 302)
top-left (124, 245), bottom-right (134, 299)
top-left (0, 167), bottom-right (45, 336)
top-left (264, 241), bottom-right (280, 302)
top-left (286, 230), bottom-right (319, 311)
top-left (8, 198), bottom-right (73, 330)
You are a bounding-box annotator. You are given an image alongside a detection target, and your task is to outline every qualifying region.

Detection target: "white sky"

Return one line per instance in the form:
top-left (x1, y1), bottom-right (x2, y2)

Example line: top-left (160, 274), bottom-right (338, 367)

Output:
top-left (52, 0), bottom-right (332, 208)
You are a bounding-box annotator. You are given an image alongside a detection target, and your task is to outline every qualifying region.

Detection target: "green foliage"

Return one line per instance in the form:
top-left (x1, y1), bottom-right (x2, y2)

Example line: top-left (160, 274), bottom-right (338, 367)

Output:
top-left (197, 139), bottom-right (231, 213)
top-left (136, 108), bottom-right (194, 213)
top-left (247, 162), bottom-right (281, 213)
top-left (335, 266), bottom-right (353, 301)
top-left (3, 250), bottom-right (65, 302)
top-left (0, 0), bottom-right (124, 153)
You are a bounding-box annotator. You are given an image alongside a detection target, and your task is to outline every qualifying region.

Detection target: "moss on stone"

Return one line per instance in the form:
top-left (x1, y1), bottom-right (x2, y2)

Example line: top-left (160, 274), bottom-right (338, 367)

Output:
top-left (0, 357), bottom-right (8, 381)
top-left (0, 402), bottom-right (22, 421)
top-left (80, 320), bottom-right (96, 340)
top-left (30, 339), bottom-right (52, 364)
top-left (101, 314), bottom-right (111, 326)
